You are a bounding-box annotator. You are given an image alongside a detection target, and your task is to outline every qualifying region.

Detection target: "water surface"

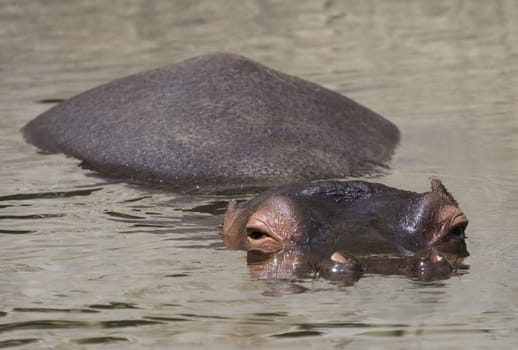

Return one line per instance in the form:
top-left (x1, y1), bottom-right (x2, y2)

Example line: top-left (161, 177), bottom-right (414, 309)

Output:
top-left (1, 1), bottom-right (518, 348)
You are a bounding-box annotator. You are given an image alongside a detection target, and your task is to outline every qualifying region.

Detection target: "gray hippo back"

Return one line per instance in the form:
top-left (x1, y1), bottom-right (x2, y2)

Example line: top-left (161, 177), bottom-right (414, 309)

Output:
top-left (23, 53), bottom-right (399, 191)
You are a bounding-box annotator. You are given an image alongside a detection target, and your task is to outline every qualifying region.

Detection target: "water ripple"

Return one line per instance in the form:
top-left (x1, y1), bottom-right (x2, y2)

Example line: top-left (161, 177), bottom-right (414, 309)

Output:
top-left (74, 336), bottom-right (128, 344)
top-left (0, 214), bottom-right (64, 220)
top-left (271, 330), bottom-right (325, 338)
top-left (0, 188), bottom-right (103, 202)
top-left (13, 307), bottom-right (98, 314)
top-left (0, 338), bottom-right (39, 348)
top-left (88, 302), bottom-right (140, 310)
top-left (0, 319), bottom-right (163, 334)
top-left (0, 229), bottom-right (34, 234)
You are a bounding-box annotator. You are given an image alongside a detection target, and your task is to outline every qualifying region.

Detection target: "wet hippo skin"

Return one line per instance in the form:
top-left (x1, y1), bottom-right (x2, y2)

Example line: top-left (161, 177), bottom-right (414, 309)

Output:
top-left (22, 53), bottom-right (399, 191)
top-left (222, 179), bottom-right (469, 282)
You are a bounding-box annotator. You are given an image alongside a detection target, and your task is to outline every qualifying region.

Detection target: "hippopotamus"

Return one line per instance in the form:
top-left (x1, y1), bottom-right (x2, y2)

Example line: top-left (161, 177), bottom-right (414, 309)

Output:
top-left (222, 179), bottom-right (469, 282)
top-left (22, 53), bottom-right (399, 191)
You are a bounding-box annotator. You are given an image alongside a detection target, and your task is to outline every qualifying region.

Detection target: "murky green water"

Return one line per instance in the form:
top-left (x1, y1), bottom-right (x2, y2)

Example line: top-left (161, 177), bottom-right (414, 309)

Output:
top-left (1, 0), bottom-right (517, 348)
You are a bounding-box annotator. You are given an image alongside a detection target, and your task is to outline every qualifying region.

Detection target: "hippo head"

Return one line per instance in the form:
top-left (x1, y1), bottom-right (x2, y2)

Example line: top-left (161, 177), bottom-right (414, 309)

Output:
top-left (221, 179), bottom-right (469, 259)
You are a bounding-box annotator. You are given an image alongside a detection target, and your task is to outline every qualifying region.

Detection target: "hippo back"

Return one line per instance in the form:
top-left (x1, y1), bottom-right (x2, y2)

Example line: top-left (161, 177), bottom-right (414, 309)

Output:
top-left (23, 53), bottom-right (399, 191)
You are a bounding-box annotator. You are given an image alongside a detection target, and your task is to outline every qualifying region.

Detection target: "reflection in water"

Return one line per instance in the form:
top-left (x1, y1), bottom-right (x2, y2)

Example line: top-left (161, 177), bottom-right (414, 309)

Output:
top-left (247, 248), bottom-right (320, 281)
top-left (247, 245), bottom-right (469, 295)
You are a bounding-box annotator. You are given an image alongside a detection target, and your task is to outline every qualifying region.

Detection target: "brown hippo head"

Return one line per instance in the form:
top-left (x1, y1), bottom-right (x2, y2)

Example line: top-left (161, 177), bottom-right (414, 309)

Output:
top-left (221, 179), bottom-right (469, 259)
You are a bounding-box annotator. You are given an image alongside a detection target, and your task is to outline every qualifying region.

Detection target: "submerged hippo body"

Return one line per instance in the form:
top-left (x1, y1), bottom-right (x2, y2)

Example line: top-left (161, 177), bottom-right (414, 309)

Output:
top-left (23, 53), bottom-right (399, 191)
top-left (222, 179), bottom-right (469, 282)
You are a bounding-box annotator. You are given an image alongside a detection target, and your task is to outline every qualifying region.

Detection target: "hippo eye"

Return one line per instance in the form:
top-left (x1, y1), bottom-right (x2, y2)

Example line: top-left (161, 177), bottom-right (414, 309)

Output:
top-left (247, 229), bottom-right (269, 240)
top-left (448, 222), bottom-right (467, 239)
top-left (245, 225), bottom-right (283, 253)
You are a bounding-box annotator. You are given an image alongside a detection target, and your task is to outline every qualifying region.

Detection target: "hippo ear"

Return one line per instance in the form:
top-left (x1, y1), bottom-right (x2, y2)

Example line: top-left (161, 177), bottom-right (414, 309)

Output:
top-left (222, 200), bottom-right (246, 249)
top-left (430, 178), bottom-right (458, 206)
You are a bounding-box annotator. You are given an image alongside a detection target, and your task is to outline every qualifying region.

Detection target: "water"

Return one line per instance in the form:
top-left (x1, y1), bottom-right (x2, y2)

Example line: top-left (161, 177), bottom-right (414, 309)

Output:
top-left (1, 0), bottom-right (518, 348)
